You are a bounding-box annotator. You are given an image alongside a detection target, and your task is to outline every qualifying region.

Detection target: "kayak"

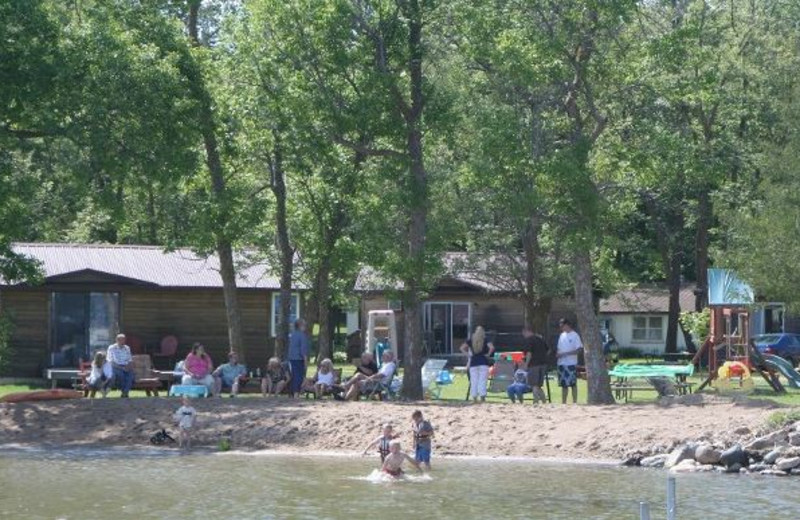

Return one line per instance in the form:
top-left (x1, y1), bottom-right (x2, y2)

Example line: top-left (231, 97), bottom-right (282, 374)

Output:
top-left (0, 389), bottom-right (84, 403)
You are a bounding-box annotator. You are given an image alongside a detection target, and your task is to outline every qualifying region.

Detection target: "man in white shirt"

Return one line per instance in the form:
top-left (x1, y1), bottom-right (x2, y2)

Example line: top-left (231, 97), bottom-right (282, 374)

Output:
top-left (556, 318), bottom-right (582, 404)
top-left (107, 333), bottom-right (135, 398)
top-left (346, 351), bottom-right (397, 400)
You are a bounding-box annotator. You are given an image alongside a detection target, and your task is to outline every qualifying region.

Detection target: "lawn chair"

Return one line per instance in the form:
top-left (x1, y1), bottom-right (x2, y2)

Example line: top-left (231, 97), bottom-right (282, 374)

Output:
top-left (421, 359), bottom-right (448, 399)
top-left (488, 358), bottom-right (516, 394)
top-left (303, 368), bottom-right (343, 399)
top-left (432, 369), bottom-right (454, 399)
top-left (361, 364), bottom-right (398, 401)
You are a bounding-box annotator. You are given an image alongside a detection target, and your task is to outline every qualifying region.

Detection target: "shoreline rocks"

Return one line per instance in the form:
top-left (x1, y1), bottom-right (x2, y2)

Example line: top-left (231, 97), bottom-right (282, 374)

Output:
top-left (626, 420), bottom-right (800, 478)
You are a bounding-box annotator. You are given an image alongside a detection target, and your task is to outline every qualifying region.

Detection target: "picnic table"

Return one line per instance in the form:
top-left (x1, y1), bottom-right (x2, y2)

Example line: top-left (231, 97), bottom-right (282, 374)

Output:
top-left (608, 363), bottom-right (695, 402)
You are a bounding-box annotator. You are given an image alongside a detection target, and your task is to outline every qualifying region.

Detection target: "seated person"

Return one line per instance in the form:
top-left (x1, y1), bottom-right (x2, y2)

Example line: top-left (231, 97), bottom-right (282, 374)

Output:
top-left (307, 358), bottom-right (342, 398)
top-left (342, 351), bottom-right (379, 390)
top-left (346, 351), bottom-right (397, 400)
top-left (212, 351), bottom-right (248, 397)
top-left (86, 351), bottom-right (113, 398)
top-left (261, 357), bottom-right (290, 396)
top-left (181, 343), bottom-right (215, 395)
top-left (506, 367), bottom-right (532, 404)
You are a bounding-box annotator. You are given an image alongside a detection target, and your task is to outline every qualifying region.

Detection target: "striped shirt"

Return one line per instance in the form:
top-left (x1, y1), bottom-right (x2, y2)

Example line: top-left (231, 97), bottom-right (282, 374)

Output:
top-left (107, 344), bottom-right (132, 366)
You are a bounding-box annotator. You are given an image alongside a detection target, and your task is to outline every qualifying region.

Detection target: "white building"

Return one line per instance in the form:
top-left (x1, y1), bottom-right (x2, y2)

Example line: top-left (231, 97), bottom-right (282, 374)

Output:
top-left (598, 285), bottom-right (696, 355)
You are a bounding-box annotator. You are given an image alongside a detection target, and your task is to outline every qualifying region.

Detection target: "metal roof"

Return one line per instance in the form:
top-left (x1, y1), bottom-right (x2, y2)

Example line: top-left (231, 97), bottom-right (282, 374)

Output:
top-left (4, 243), bottom-right (303, 290)
top-left (599, 284), bottom-right (697, 314)
top-left (354, 253), bottom-right (519, 293)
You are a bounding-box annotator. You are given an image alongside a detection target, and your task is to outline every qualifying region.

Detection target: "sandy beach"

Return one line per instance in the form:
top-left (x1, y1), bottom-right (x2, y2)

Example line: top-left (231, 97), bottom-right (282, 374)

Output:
top-left (0, 394), bottom-right (786, 462)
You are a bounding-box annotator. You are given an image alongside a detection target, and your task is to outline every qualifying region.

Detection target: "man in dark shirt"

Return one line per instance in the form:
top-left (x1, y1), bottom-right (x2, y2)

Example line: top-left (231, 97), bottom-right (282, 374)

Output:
top-left (340, 352), bottom-right (378, 395)
top-left (522, 326), bottom-right (549, 404)
top-left (355, 352), bottom-right (379, 377)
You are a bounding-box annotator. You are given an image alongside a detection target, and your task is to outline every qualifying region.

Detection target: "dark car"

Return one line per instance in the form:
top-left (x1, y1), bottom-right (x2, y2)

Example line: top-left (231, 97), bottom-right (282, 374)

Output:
top-left (752, 333), bottom-right (800, 367)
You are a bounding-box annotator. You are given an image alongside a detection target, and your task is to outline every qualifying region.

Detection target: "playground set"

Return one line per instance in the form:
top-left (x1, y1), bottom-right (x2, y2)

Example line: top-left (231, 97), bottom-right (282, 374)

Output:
top-left (693, 269), bottom-right (800, 393)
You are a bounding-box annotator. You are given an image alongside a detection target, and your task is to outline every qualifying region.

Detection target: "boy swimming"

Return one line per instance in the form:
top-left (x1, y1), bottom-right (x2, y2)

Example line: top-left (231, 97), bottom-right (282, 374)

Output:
top-left (381, 439), bottom-right (421, 478)
top-left (362, 423), bottom-right (396, 462)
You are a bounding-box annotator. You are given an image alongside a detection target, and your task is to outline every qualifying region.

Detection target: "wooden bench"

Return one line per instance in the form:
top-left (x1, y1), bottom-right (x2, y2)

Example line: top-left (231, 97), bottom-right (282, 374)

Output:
top-left (131, 355), bottom-right (163, 396)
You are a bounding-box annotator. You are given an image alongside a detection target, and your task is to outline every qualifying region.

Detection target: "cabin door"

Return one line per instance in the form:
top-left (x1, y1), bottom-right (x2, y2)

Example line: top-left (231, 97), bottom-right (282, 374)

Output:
top-left (424, 302), bottom-right (471, 354)
top-left (51, 292), bottom-right (119, 366)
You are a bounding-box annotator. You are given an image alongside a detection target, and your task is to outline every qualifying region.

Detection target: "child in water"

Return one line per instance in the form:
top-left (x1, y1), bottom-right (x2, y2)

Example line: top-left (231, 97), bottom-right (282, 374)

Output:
top-left (173, 396), bottom-right (197, 450)
top-left (381, 439), bottom-right (421, 478)
top-left (411, 410), bottom-right (434, 470)
top-left (362, 423), bottom-right (397, 462)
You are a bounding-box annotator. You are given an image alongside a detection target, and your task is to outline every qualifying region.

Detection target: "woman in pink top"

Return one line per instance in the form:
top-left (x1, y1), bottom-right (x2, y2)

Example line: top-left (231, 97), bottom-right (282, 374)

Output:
top-left (181, 343), bottom-right (215, 395)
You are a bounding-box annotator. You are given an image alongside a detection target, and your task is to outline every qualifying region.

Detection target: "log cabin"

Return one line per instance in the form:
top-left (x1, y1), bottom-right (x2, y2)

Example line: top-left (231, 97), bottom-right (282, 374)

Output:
top-left (0, 243), bottom-right (305, 377)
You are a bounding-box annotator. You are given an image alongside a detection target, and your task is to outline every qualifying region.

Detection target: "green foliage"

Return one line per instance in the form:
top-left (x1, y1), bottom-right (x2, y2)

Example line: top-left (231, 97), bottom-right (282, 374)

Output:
top-left (679, 309), bottom-right (711, 344)
top-left (765, 410), bottom-right (800, 430)
top-left (0, 312), bottom-right (15, 375)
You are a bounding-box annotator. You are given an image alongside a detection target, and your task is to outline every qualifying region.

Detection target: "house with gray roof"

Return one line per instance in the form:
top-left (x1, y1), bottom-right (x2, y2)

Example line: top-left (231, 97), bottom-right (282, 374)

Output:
top-left (355, 253), bottom-right (575, 357)
top-left (597, 285), bottom-right (697, 355)
top-left (0, 243), bottom-right (306, 377)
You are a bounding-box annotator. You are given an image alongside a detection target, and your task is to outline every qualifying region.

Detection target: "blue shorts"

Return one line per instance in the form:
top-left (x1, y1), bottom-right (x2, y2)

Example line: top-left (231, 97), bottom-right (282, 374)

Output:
top-left (415, 445), bottom-right (431, 464)
top-left (557, 365), bottom-right (578, 388)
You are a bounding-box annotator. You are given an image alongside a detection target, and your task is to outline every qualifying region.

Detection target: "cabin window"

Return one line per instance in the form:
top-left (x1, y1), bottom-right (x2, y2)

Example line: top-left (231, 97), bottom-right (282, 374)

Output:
top-left (271, 292), bottom-right (300, 337)
top-left (51, 292), bottom-right (120, 366)
top-left (632, 316), bottom-right (663, 342)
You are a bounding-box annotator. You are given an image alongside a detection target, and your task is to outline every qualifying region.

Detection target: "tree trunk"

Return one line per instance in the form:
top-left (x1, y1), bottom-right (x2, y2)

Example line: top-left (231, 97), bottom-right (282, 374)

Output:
top-left (217, 239), bottom-right (244, 358)
top-left (694, 189), bottom-right (711, 311)
top-left (573, 249), bottom-right (615, 405)
top-left (185, 0), bottom-right (244, 358)
top-left (399, 0), bottom-right (426, 400)
top-left (522, 214), bottom-right (550, 332)
top-left (269, 136), bottom-right (293, 360)
top-left (665, 250), bottom-right (682, 354)
top-left (315, 256), bottom-right (333, 363)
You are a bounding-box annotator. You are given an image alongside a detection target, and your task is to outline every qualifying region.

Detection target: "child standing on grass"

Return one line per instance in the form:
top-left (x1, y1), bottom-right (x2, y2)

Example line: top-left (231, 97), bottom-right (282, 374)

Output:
top-left (173, 396), bottom-right (197, 450)
top-left (362, 423), bottom-right (397, 462)
top-left (411, 410), bottom-right (434, 470)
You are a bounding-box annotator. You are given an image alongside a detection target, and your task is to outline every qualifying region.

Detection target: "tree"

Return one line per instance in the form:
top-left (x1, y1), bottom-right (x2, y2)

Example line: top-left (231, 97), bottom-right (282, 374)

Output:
top-left (239, 0), bottom-right (451, 398)
top-left (176, 0), bottom-right (246, 358)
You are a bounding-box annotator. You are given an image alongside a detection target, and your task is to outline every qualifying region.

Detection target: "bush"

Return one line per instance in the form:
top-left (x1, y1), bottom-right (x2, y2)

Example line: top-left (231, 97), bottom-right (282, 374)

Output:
top-left (0, 312), bottom-right (14, 376)
top-left (332, 351), bottom-right (349, 364)
top-left (680, 308), bottom-right (711, 344)
top-left (616, 347), bottom-right (643, 359)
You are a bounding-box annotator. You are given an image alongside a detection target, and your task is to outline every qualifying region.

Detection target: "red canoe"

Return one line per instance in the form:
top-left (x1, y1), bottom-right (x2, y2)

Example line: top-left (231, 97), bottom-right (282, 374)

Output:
top-left (0, 389), bottom-right (84, 403)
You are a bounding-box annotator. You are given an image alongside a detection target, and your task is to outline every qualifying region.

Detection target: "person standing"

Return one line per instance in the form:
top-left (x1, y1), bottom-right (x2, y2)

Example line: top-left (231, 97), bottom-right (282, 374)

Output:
top-left (459, 326), bottom-right (495, 402)
top-left (107, 333), bottom-right (135, 398)
top-left (288, 319), bottom-right (310, 398)
top-left (522, 326), bottom-right (550, 404)
top-left (556, 318), bottom-right (582, 404)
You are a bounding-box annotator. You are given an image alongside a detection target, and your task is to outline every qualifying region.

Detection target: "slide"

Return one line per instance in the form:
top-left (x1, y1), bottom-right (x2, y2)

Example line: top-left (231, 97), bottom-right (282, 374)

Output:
top-left (762, 354), bottom-right (800, 389)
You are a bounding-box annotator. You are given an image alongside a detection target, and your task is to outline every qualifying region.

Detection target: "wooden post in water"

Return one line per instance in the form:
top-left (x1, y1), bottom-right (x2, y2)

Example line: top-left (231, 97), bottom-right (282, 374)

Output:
top-left (639, 502), bottom-right (651, 520)
top-left (666, 476), bottom-right (677, 520)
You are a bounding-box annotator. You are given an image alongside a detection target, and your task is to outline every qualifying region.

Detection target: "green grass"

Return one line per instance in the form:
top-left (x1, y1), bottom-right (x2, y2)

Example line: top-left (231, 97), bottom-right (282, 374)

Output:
top-left (3, 361), bottom-right (800, 406)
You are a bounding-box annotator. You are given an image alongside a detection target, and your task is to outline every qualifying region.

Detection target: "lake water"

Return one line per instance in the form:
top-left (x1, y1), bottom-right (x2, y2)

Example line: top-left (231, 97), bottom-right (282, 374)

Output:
top-left (0, 448), bottom-right (797, 519)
